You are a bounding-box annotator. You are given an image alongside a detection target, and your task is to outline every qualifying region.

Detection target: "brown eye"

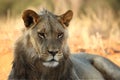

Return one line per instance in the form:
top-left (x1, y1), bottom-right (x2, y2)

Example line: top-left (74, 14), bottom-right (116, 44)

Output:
top-left (57, 33), bottom-right (64, 39)
top-left (38, 33), bottom-right (45, 39)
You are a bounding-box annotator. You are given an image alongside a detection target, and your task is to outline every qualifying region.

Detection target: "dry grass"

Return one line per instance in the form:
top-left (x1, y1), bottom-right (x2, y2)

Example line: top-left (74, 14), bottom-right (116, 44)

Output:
top-left (0, 6), bottom-right (120, 80)
top-left (0, 18), bottom-right (23, 80)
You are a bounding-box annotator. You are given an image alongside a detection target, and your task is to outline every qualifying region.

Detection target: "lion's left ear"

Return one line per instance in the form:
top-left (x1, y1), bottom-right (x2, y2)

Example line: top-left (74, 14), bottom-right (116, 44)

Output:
top-left (22, 9), bottom-right (40, 28)
top-left (59, 10), bottom-right (73, 26)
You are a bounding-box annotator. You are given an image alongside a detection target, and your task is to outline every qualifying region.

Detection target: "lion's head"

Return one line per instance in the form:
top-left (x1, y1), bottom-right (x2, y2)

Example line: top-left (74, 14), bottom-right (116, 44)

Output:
top-left (22, 9), bottom-right (73, 67)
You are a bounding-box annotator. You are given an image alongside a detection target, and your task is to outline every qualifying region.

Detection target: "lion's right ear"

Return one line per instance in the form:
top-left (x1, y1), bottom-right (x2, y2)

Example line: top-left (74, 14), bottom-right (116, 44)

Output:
top-left (22, 10), bottom-right (40, 28)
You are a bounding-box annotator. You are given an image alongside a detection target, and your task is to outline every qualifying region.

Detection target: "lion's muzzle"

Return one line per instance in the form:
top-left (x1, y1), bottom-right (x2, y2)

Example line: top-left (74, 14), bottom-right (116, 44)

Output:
top-left (48, 50), bottom-right (58, 57)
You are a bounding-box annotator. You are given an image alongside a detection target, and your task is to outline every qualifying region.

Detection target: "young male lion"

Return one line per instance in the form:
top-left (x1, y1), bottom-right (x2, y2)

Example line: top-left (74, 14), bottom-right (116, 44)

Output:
top-left (8, 9), bottom-right (120, 80)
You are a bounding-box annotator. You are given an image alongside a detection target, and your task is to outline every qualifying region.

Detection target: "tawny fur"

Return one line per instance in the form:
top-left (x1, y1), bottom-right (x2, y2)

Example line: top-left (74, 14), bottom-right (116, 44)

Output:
top-left (8, 9), bottom-right (120, 80)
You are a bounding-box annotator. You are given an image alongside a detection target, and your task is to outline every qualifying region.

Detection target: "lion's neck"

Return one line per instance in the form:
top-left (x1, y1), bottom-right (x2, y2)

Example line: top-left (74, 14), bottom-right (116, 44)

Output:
top-left (33, 58), bottom-right (73, 80)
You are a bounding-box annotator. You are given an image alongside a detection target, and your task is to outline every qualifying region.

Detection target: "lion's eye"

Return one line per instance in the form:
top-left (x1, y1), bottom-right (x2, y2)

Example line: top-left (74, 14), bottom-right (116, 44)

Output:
top-left (38, 33), bottom-right (45, 39)
top-left (57, 33), bottom-right (64, 39)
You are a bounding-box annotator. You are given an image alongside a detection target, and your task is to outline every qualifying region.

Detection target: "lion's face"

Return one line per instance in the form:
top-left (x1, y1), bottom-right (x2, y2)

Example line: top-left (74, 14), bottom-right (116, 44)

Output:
top-left (22, 9), bottom-right (73, 67)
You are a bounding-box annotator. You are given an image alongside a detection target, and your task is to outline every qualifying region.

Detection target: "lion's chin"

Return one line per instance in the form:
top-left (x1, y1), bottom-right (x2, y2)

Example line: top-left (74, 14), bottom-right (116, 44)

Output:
top-left (43, 61), bottom-right (59, 67)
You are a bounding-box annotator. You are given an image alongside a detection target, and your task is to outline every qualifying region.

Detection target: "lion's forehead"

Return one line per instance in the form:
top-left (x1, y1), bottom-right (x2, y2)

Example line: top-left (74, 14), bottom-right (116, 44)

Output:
top-left (36, 15), bottom-right (65, 33)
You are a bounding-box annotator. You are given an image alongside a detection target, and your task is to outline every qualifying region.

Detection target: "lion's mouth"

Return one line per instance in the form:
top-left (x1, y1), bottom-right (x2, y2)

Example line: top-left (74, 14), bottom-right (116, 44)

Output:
top-left (43, 59), bottom-right (59, 67)
top-left (49, 59), bottom-right (57, 62)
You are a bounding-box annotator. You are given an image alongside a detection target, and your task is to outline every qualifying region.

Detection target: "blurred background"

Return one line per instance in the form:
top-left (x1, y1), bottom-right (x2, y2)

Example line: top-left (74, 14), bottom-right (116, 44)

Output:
top-left (0, 0), bottom-right (120, 80)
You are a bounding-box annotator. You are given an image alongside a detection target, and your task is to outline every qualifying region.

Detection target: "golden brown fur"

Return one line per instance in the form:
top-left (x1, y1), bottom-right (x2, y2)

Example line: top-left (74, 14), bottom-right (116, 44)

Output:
top-left (8, 9), bottom-right (120, 80)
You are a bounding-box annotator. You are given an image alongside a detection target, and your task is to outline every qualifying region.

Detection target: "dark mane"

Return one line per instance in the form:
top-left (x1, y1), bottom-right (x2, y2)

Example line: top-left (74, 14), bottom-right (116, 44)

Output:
top-left (39, 9), bottom-right (57, 18)
top-left (8, 35), bottom-right (73, 80)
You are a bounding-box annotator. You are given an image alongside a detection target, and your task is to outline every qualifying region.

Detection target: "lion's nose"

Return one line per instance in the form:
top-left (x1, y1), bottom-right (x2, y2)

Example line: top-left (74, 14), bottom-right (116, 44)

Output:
top-left (48, 50), bottom-right (58, 56)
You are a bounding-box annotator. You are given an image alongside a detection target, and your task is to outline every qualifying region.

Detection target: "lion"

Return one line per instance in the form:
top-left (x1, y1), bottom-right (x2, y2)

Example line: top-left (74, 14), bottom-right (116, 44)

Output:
top-left (8, 9), bottom-right (120, 80)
